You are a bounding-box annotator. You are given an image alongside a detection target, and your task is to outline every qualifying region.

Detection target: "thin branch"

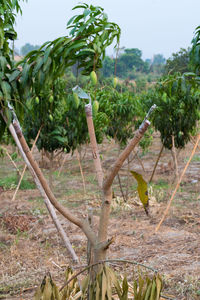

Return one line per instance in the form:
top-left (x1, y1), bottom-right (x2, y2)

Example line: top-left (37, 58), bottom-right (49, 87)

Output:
top-left (54, 149), bottom-right (63, 159)
top-left (103, 120), bottom-right (151, 192)
top-left (135, 152), bottom-right (146, 173)
top-left (117, 173), bottom-right (126, 202)
top-left (155, 133), bottom-right (200, 232)
top-left (149, 143), bottom-right (164, 183)
top-left (58, 153), bottom-right (69, 177)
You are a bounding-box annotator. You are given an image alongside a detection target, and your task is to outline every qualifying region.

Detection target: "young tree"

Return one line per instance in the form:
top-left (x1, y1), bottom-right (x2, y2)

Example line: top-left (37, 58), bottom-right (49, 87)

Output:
top-left (141, 73), bottom-right (200, 179)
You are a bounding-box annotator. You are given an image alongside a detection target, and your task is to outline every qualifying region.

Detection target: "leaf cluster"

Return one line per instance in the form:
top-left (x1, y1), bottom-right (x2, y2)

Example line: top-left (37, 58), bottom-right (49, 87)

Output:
top-left (0, 2), bottom-right (121, 144)
top-left (95, 88), bottom-right (141, 147)
top-left (190, 25), bottom-right (200, 75)
top-left (34, 266), bottom-right (163, 300)
top-left (0, 0), bottom-right (26, 139)
top-left (142, 73), bottom-right (200, 149)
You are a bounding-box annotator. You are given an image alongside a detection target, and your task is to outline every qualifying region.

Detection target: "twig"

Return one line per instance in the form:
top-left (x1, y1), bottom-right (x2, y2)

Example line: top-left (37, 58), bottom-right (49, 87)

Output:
top-left (149, 143), bottom-right (164, 183)
top-left (155, 133), bottom-right (200, 232)
top-left (117, 173), bottom-right (126, 202)
top-left (59, 258), bottom-right (158, 291)
top-left (135, 152), bottom-right (146, 173)
top-left (11, 125), bottom-right (42, 201)
top-left (58, 153), bottom-right (69, 177)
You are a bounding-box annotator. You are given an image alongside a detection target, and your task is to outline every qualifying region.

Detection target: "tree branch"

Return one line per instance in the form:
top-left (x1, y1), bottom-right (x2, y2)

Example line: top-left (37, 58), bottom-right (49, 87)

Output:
top-left (103, 119), bottom-right (151, 192)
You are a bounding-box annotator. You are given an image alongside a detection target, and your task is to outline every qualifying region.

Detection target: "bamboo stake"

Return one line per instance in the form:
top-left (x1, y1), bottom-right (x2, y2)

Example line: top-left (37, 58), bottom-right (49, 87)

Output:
top-left (171, 135), bottom-right (179, 180)
top-left (75, 149), bottom-right (86, 195)
top-left (149, 143), bottom-right (164, 183)
top-left (190, 135), bottom-right (200, 151)
top-left (85, 103), bottom-right (104, 189)
top-left (11, 126), bottom-right (42, 201)
top-left (1, 146), bottom-right (22, 176)
top-left (155, 134), bottom-right (200, 232)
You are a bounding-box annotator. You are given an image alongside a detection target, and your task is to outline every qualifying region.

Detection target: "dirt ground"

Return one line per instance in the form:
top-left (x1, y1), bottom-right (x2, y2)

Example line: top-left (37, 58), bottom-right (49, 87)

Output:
top-left (0, 134), bottom-right (200, 299)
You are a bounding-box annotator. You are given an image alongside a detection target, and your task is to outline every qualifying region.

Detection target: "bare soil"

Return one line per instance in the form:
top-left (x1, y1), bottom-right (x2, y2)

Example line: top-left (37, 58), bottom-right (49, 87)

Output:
top-left (0, 134), bottom-right (199, 299)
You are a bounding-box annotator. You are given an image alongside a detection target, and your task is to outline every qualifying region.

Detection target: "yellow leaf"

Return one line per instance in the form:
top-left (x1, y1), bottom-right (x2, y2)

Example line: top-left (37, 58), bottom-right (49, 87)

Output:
top-left (130, 171), bottom-right (149, 215)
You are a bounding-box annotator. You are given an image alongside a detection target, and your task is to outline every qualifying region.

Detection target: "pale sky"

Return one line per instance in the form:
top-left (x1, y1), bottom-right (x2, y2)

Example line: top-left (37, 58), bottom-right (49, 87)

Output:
top-left (15, 0), bottom-right (200, 59)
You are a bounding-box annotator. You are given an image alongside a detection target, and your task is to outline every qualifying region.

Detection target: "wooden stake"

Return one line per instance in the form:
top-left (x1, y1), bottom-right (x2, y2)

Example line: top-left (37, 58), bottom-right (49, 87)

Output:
top-left (85, 104), bottom-right (104, 189)
top-left (155, 134), bottom-right (200, 232)
top-left (171, 135), bottom-right (179, 180)
top-left (11, 126), bottom-right (42, 201)
top-left (149, 143), bottom-right (164, 183)
top-left (1, 146), bottom-right (22, 176)
top-left (75, 149), bottom-right (86, 195)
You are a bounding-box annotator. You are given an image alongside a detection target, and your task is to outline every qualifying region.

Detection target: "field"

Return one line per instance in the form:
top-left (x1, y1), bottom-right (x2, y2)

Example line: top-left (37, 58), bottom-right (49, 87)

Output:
top-left (0, 134), bottom-right (200, 299)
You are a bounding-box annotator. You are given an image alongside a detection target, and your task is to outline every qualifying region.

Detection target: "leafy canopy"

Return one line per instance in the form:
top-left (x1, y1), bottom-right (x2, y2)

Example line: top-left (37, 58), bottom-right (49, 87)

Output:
top-left (0, 2), bottom-right (121, 143)
top-left (190, 25), bottom-right (200, 75)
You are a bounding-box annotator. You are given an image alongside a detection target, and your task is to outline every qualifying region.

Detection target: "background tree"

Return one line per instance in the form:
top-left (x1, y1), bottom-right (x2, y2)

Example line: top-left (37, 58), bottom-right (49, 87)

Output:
top-left (165, 48), bottom-right (191, 74)
top-left (20, 42), bottom-right (40, 56)
top-left (101, 56), bottom-right (114, 77)
top-left (116, 48), bottom-right (147, 78)
top-left (142, 73), bottom-right (200, 150)
top-left (151, 54), bottom-right (166, 74)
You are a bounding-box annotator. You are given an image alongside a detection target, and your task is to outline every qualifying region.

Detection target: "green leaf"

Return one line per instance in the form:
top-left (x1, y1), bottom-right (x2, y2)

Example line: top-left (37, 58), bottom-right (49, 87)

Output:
top-left (72, 4), bottom-right (88, 10)
top-left (33, 56), bottom-right (44, 76)
top-left (72, 86), bottom-right (90, 100)
top-left (0, 81), bottom-right (11, 100)
top-left (21, 63), bottom-right (31, 86)
top-left (67, 15), bottom-right (77, 26)
top-left (121, 276), bottom-right (128, 300)
top-left (9, 69), bottom-right (20, 82)
top-left (150, 280), bottom-right (156, 300)
top-left (0, 56), bottom-right (7, 72)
